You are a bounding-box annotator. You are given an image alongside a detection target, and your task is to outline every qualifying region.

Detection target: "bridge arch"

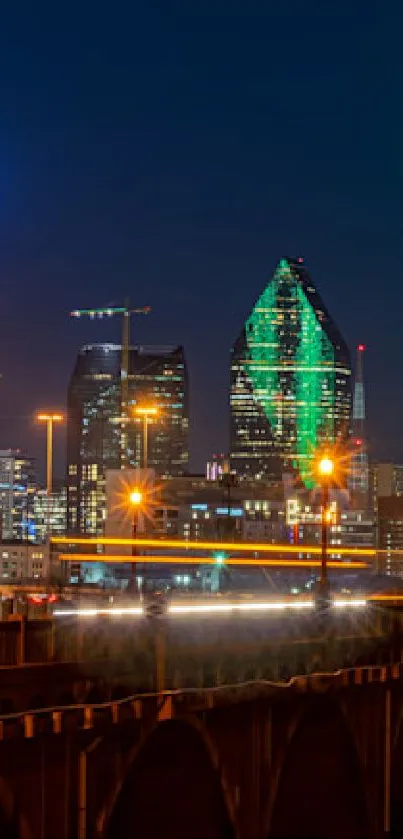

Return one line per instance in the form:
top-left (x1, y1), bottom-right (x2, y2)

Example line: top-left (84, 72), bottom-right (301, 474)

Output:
top-left (266, 697), bottom-right (370, 838)
top-left (98, 717), bottom-right (237, 839)
top-left (0, 777), bottom-right (32, 839)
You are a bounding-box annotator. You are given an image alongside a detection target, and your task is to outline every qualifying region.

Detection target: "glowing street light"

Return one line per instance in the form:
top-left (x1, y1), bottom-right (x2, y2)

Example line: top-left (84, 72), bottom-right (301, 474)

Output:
top-left (37, 413), bottom-right (64, 495)
top-left (316, 453), bottom-right (335, 603)
top-left (128, 487), bottom-right (143, 590)
top-left (134, 406), bottom-right (159, 470)
top-left (318, 456), bottom-right (334, 478)
top-left (129, 489), bottom-right (143, 506)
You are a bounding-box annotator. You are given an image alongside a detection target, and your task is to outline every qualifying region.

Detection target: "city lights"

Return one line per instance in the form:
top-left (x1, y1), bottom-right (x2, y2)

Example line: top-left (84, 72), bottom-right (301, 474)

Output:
top-left (52, 596), bottom-right (373, 620)
top-left (129, 489), bottom-right (143, 506)
top-left (317, 456), bottom-right (334, 477)
top-left (230, 258), bottom-right (351, 487)
top-left (52, 535), bottom-right (375, 557)
top-left (57, 552), bottom-right (369, 569)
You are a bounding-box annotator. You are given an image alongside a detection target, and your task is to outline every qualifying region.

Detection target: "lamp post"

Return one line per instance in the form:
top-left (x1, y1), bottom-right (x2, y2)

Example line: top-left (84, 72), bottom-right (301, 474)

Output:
top-left (129, 489), bottom-right (142, 574)
top-left (134, 406), bottom-right (159, 470)
top-left (129, 489), bottom-right (142, 591)
top-left (317, 455), bottom-right (334, 604)
top-left (37, 413), bottom-right (64, 496)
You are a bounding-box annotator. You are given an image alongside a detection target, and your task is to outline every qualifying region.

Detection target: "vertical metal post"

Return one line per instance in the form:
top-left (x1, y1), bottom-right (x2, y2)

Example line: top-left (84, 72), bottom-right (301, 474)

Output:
top-left (64, 737), bottom-right (70, 839)
top-left (78, 737), bottom-right (102, 839)
top-left (384, 687), bottom-right (391, 833)
top-left (227, 477), bottom-right (231, 536)
top-left (121, 304), bottom-right (130, 469)
top-left (46, 418), bottom-right (53, 495)
top-left (143, 415), bottom-right (148, 470)
top-left (17, 615), bottom-right (26, 665)
top-left (78, 750), bottom-right (87, 839)
top-left (131, 509), bottom-right (137, 586)
top-left (41, 742), bottom-right (46, 839)
top-left (320, 481), bottom-right (329, 590)
top-left (48, 617), bottom-right (55, 661)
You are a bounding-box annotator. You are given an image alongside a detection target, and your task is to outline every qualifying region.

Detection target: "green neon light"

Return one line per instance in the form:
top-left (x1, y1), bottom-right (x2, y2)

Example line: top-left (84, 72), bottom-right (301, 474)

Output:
top-left (245, 273), bottom-right (279, 433)
top-left (294, 283), bottom-right (334, 487)
top-left (71, 307), bottom-right (126, 317)
top-left (244, 258), bottom-right (340, 488)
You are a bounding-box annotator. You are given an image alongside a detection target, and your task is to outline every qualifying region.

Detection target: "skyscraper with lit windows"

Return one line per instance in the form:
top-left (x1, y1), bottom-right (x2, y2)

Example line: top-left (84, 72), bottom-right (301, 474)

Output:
top-left (67, 344), bottom-right (188, 534)
top-left (230, 257), bottom-right (352, 486)
top-left (349, 344), bottom-right (370, 508)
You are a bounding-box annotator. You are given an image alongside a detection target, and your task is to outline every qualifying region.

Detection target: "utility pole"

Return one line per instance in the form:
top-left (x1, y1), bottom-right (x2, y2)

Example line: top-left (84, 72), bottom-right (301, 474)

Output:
top-left (70, 303), bottom-right (151, 467)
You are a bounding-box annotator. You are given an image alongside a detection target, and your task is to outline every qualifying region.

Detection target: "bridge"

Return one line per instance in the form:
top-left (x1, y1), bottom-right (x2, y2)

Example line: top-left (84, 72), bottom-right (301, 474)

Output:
top-left (0, 663), bottom-right (403, 838)
top-left (0, 602), bottom-right (401, 712)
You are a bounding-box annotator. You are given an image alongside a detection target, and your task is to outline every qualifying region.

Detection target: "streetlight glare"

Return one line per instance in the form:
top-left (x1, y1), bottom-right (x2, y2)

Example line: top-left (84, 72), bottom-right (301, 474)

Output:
top-left (129, 489), bottom-right (143, 506)
top-left (135, 406), bottom-right (159, 416)
top-left (318, 456), bottom-right (334, 477)
top-left (37, 413), bottom-right (64, 422)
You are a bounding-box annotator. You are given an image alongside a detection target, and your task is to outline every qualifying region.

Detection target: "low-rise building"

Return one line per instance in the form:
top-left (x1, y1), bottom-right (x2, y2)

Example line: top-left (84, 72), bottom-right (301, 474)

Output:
top-left (378, 496), bottom-right (403, 576)
top-left (0, 541), bottom-right (50, 581)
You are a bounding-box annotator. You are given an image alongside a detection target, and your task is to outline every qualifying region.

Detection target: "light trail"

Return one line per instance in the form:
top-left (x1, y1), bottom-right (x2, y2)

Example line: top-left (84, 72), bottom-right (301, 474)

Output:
top-left (168, 600), bottom-right (315, 614)
top-left (57, 553), bottom-right (369, 569)
top-left (53, 596), bottom-right (374, 618)
top-left (51, 536), bottom-right (376, 557)
top-left (333, 599), bottom-right (367, 608)
top-left (367, 594), bottom-right (403, 602)
top-left (53, 606), bottom-right (143, 617)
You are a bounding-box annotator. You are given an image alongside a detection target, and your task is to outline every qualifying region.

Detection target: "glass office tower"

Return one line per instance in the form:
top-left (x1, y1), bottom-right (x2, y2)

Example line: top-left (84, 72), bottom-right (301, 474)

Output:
top-left (67, 343), bottom-right (188, 533)
top-left (230, 257), bottom-right (351, 487)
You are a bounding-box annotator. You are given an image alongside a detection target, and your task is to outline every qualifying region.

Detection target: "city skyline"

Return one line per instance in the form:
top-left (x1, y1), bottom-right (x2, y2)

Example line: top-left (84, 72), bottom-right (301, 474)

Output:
top-left (0, 2), bottom-right (400, 476)
top-left (0, 258), bottom-right (389, 484)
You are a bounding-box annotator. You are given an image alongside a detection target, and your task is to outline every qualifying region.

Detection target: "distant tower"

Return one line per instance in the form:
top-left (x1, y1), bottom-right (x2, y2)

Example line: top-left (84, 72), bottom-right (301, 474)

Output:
top-left (349, 344), bottom-right (369, 507)
top-left (230, 257), bottom-right (352, 485)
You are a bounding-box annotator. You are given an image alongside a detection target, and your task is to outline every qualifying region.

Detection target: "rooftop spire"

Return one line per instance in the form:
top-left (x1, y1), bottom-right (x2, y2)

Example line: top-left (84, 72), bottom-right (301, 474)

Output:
top-left (349, 344), bottom-right (369, 505)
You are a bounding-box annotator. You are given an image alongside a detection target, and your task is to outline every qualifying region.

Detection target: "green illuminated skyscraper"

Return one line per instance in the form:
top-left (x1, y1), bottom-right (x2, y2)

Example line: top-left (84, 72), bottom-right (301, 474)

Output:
top-left (230, 257), bottom-right (351, 487)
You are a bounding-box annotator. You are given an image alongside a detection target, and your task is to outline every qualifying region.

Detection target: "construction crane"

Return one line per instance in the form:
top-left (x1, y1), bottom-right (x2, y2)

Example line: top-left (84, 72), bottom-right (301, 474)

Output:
top-left (70, 302), bottom-right (151, 467)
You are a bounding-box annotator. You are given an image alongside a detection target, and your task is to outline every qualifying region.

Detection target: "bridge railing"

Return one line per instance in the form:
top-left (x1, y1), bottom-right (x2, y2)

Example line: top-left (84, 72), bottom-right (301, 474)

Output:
top-left (0, 661), bottom-right (401, 740)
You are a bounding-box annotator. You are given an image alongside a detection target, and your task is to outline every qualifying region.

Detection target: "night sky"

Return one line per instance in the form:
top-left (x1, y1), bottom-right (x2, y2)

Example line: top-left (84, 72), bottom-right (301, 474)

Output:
top-left (0, 1), bottom-right (401, 480)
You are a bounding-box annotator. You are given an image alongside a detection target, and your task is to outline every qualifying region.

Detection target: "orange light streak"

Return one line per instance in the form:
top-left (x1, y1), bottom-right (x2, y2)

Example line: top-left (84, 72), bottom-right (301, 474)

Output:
top-left (58, 553), bottom-right (369, 568)
top-left (52, 536), bottom-right (376, 556)
top-left (368, 594), bottom-right (403, 602)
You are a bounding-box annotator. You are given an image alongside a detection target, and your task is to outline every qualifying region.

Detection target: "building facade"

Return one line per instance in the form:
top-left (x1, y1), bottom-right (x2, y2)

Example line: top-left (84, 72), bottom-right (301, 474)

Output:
top-left (230, 257), bottom-right (352, 485)
top-left (373, 464), bottom-right (403, 502)
top-left (377, 496), bottom-right (403, 576)
top-left (67, 344), bottom-right (188, 534)
top-left (0, 541), bottom-right (49, 581)
top-left (32, 486), bottom-right (67, 543)
top-left (349, 345), bottom-right (370, 510)
top-left (0, 450), bottom-right (36, 541)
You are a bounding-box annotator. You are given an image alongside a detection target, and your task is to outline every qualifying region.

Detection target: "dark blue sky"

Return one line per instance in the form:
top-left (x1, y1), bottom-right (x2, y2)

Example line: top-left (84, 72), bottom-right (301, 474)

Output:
top-left (0, 1), bottom-right (401, 478)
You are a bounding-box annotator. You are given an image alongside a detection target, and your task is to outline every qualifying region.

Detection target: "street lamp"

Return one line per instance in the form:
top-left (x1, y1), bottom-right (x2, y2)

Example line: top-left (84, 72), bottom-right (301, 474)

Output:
top-left (129, 488), bottom-right (143, 591)
top-left (134, 406), bottom-right (159, 470)
top-left (37, 413), bottom-right (64, 495)
top-left (317, 454), bottom-right (335, 603)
